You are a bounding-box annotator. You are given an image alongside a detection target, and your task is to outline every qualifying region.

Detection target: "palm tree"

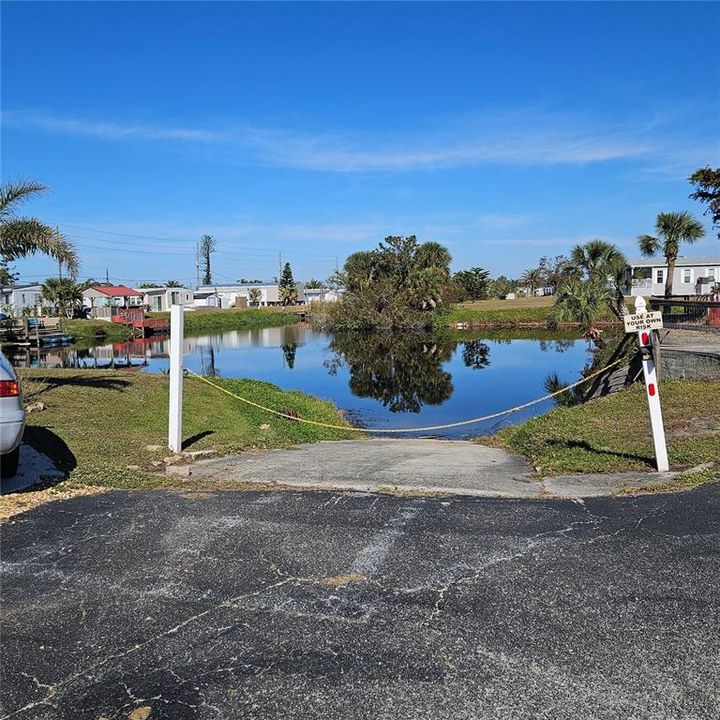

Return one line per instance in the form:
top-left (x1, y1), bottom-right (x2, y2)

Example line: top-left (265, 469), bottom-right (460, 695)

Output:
top-left (248, 287), bottom-right (262, 307)
top-left (40, 278), bottom-right (84, 317)
top-left (548, 277), bottom-right (612, 347)
top-left (519, 268), bottom-right (544, 296)
top-left (570, 239), bottom-right (628, 318)
top-left (415, 241), bottom-right (452, 277)
top-left (570, 239), bottom-right (625, 279)
top-left (279, 285), bottom-right (298, 306)
top-left (637, 212), bottom-right (705, 298)
top-left (0, 180), bottom-right (79, 277)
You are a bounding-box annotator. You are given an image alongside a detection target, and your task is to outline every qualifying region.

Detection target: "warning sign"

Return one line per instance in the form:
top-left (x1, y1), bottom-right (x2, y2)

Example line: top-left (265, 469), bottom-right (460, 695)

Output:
top-left (624, 311), bottom-right (663, 333)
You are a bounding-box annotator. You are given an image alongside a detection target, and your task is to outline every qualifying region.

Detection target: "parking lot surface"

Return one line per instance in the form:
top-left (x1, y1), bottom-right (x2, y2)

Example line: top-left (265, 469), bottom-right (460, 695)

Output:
top-left (1, 485), bottom-right (719, 719)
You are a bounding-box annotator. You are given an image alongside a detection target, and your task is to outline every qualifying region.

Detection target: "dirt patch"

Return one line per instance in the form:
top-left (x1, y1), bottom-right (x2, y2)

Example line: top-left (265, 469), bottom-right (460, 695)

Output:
top-left (0, 483), bottom-right (106, 522)
top-left (666, 414), bottom-right (720, 439)
top-left (319, 573), bottom-right (365, 587)
top-left (174, 490), bottom-right (220, 500)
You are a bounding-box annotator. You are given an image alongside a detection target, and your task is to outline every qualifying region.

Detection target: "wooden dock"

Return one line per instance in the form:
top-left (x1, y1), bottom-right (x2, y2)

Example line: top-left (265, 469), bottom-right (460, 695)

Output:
top-left (0, 317), bottom-right (75, 347)
top-left (105, 308), bottom-right (170, 337)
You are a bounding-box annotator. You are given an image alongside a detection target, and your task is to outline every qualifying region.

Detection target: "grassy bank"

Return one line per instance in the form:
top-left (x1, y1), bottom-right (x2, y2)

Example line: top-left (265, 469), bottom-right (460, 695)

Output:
top-left (438, 296), bottom-right (618, 329)
top-left (61, 318), bottom-right (134, 343)
top-left (17, 369), bottom-right (358, 490)
top-left (487, 379), bottom-right (720, 476)
top-left (149, 307), bottom-right (300, 334)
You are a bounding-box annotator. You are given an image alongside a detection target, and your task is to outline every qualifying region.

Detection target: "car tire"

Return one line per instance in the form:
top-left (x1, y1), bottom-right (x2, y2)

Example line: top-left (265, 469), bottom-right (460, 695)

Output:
top-left (1, 446), bottom-right (20, 478)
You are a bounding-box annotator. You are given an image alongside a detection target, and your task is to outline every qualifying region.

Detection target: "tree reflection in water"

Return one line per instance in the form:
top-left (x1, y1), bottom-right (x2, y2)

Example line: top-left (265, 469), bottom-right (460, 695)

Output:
top-left (461, 340), bottom-right (491, 370)
top-left (325, 333), bottom-right (492, 413)
top-left (538, 339), bottom-right (575, 353)
top-left (282, 344), bottom-right (297, 369)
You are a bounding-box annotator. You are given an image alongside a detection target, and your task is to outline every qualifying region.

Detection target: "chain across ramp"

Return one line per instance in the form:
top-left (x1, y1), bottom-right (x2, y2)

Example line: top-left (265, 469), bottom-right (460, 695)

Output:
top-left (185, 357), bottom-right (626, 434)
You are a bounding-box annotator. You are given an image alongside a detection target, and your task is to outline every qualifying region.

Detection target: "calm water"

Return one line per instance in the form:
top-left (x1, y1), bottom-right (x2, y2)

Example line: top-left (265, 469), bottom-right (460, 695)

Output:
top-left (17, 325), bottom-right (593, 438)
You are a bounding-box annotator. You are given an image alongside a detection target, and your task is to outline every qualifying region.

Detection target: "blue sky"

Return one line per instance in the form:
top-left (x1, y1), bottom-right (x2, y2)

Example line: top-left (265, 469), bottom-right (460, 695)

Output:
top-left (2, 1), bottom-right (719, 287)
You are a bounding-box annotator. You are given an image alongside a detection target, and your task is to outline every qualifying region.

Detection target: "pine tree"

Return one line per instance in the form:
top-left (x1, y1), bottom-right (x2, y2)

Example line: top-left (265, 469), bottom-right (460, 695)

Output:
top-left (279, 262), bottom-right (297, 305)
top-left (200, 234), bottom-right (216, 285)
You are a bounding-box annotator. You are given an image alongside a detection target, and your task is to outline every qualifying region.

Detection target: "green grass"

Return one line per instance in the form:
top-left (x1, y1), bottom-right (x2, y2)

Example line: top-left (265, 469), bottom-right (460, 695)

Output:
top-left (61, 319), bottom-right (134, 343)
top-left (149, 307), bottom-right (300, 334)
top-left (18, 369), bottom-right (358, 489)
top-left (438, 296), bottom-right (618, 328)
top-left (487, 379), bottom-right (720, 476)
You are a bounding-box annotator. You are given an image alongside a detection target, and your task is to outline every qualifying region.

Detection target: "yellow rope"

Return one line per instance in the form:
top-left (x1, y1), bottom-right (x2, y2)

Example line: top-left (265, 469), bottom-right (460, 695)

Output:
top-left (186, 357), bottom-right (626, 434)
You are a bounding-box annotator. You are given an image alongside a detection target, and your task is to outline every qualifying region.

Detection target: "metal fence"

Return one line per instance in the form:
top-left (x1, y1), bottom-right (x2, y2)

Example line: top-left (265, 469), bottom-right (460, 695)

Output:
top-left (647, 298), bottom-right (720, 329)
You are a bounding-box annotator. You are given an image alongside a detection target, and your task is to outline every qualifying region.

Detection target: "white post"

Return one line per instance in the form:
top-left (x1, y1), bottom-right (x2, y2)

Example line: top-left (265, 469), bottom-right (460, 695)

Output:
top-left (635, 297), bottom-right (669, 472)
top-left (168, 304), bottom-right (184, 454)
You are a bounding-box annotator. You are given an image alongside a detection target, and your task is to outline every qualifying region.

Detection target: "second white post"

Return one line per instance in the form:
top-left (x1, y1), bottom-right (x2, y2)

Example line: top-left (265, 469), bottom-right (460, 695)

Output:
top-left (168, 304), bottom-right (184, 453)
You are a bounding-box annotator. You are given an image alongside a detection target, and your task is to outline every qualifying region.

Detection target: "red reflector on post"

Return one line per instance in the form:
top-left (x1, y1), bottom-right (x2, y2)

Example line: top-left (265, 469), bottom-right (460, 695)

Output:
top-left (641, 332), bottom-right (650, 346)
top-left (648, 383), bottom-right (656, 396)
top-left (0, 380), bottom-right (20, 397)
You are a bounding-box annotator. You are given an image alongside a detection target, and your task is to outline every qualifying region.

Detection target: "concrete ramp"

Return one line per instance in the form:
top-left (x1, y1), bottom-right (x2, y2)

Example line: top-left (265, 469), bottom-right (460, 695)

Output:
top-left (193, 439), bottom-right (536, 498)
top-left (191, 439), bottom-right (688, 498)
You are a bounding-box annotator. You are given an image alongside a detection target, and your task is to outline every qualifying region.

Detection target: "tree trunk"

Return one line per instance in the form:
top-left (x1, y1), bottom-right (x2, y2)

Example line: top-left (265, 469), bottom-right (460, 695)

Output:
top-left (665, 255), bottom-right (676, 298)
top-left (664, 254), bottom-right (676, 316)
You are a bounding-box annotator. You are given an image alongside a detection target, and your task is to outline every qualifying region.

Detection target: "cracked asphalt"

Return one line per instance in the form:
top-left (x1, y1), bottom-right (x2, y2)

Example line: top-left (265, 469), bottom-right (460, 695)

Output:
top-left (1, 485), bottom-right (719, 719)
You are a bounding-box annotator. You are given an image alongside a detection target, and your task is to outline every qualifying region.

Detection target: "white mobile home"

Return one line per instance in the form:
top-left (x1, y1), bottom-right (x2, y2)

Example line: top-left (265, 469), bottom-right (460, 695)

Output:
top-left (142, 287), bottom-right (194, 312)
top-left (627, 257), bottom-right (720, 297)
top-left (195, 284), bottom-right (306, 307)
top-left (0, 284), bottom-right (49, 316)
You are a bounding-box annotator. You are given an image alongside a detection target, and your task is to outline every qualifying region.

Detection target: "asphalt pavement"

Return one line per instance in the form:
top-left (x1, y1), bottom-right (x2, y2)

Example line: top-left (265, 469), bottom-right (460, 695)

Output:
top-left (1, 485), bottom-right (719, 719)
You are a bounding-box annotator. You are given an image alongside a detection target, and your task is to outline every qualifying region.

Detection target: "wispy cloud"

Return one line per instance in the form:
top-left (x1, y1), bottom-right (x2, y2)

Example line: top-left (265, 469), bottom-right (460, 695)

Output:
top-left (2, 110), bottom-right (229, 144)
top-left (4, 107), bottom-right (712, 174)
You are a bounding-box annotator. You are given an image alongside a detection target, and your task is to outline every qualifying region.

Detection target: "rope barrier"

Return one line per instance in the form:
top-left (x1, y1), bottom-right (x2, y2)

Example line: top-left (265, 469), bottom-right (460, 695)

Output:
top-left (185, 357), bottom-right (626, 434)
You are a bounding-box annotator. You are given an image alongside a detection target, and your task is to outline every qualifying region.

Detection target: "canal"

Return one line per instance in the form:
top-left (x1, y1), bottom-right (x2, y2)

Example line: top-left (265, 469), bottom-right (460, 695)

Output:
top-left (11, 325), bottom-right (594, 439)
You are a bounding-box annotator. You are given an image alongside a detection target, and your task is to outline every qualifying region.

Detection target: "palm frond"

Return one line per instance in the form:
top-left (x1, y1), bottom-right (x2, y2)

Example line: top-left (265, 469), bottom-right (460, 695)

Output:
top-left (0, 179), bottom-right (48, 219)
top-left (637, 234), bottom-right (659, 257)
top-left (0, 218), bottom-right (79, 278)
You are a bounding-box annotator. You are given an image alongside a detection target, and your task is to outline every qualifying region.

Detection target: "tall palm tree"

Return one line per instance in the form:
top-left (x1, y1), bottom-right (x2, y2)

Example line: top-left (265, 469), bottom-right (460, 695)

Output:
top-left (0, 180), bottom-right (79, 278)
top-left (415, 241), bottom-right (452, 277)
top-left (570, 239), bottom-right (625, 279)
top-left (519, 268), bottom-right (544, 295)
top-left (637, 211), bottom-right (705, 298)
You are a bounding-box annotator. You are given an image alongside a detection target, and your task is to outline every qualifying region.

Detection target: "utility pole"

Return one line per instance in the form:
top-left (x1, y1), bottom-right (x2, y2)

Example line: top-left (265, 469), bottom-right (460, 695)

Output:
top-left (105, 268), bottom-right (110, 285)
top-left (278, 251), bottom-right (282, 281)
top-left (195, 241), bottom-right (200, 289)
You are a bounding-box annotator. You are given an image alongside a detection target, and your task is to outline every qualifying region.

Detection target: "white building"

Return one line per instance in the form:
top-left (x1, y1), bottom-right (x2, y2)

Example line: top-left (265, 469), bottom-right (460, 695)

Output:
top-left (142, 286), bottom-right (194, 311)
top-left (192, 291), bottom-right (221, 308)
top-left (0, 284), bottom-right (49, 316)
top-left (303, 287), bottom-right (342, 303)
top-left (627, 257), bottom-right (720, 297)
top-left (195, 284), bottom-right (306, 308)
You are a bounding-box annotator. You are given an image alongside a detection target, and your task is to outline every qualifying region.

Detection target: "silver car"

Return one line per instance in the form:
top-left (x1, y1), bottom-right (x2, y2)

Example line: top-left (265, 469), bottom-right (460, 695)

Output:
top-left (0, 350), bottom-right (25, 477)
